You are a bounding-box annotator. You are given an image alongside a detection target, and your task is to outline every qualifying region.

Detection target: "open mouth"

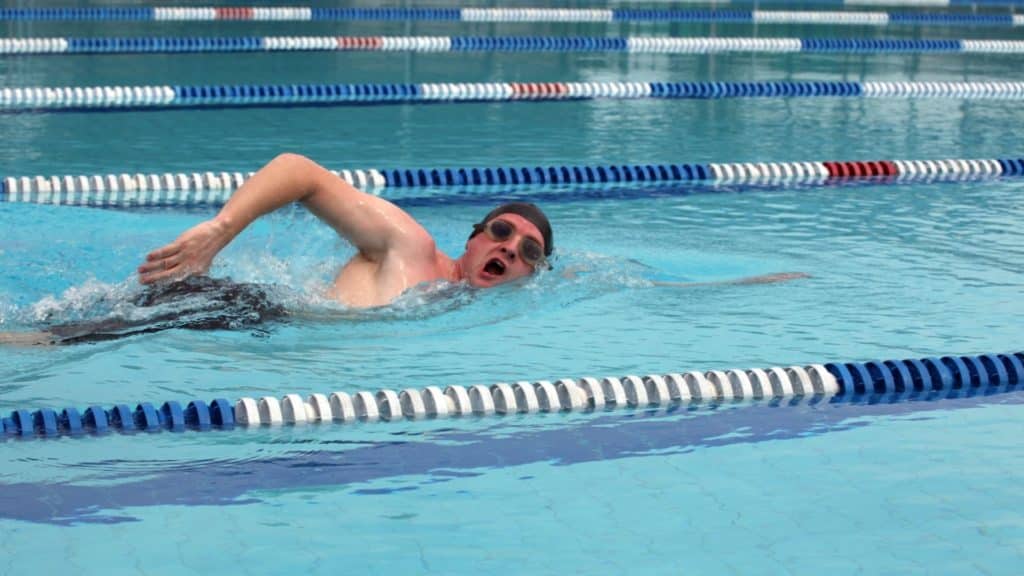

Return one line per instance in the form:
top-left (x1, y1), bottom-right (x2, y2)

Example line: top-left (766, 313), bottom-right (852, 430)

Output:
top-left (483, 258), bottom-right (506, 277)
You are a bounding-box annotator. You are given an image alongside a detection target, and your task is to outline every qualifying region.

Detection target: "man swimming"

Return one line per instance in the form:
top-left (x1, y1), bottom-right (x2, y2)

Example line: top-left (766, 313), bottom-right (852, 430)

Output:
top-left (1, 153), bottom-right (554, 345)
top-left (1, 153), bottom-right (807, 346)
top-left (138, 153), bottom-right (553, 307)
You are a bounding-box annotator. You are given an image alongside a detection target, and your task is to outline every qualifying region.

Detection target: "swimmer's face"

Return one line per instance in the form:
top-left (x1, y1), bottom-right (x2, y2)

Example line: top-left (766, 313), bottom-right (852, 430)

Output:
top-left (464, 214), bottom-right (547, 288)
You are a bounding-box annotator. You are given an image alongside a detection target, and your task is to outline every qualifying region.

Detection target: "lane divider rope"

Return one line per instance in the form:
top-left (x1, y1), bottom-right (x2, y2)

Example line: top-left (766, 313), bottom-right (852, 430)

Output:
top-left (3, 352), bottom-right (1020, 439)
top-left (1, 80), bottom-right (1023, 113)
top-left (3, 156), bottom-right (1022, 207)
top-left (0, 7), bottom-right (1021, 25)
top-left (1, 36), bottom-right (1023, 56)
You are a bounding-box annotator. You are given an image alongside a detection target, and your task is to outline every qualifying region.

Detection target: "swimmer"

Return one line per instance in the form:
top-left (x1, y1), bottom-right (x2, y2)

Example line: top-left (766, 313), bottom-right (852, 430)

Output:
top-left (1, 153), bottom-right (807, 346)
top-left (2, 153), bottom-right (554, 345)
top-left (137, 153), bottom-right (554, 307)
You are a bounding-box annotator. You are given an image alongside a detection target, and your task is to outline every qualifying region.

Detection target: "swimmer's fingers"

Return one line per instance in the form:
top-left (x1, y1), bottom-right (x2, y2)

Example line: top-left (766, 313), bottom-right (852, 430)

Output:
top-left (137, 262), bottom-right (184, 284)
top-left (138, 248), bottom-right (175, 278)
top-left (138, 249), bottom-right (198, 284)
top-left (138, 243), bottom-right (179, 276)
top-left (138, 220), bottom-right (226, 284)
top-left (144, 242), bottom-right (182, 263)
top-left (138, 262), bottom-right (204, 285)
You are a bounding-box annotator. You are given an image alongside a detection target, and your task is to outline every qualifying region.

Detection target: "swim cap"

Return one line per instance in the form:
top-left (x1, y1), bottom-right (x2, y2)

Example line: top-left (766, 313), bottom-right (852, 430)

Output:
top-left (469, 202), bottom-right (554, 256)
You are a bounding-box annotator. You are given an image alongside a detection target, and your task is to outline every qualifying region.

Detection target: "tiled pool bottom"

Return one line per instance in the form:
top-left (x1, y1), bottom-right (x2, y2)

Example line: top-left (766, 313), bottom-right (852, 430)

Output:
top-left (1, 389), bottom-right (1022, 574)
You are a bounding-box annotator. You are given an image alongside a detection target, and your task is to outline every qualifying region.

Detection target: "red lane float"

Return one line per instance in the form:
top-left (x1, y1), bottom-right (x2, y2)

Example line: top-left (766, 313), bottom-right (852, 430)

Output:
top-left (214, 7), bottom-right (253, 20)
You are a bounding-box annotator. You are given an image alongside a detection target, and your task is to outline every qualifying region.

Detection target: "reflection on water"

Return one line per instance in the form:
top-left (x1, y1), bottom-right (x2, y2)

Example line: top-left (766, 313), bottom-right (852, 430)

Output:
top-left (2, 386), bottom-right (1021, 525)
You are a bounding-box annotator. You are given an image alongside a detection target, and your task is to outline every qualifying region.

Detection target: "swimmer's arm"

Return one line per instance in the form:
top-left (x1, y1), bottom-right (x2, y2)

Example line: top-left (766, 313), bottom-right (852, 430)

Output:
top-left (650, 272), bottom-right (810, 287)
top-left (561, 266), bottom-right (809, 286)
top-left (139, 153), bottom-right (426, 284)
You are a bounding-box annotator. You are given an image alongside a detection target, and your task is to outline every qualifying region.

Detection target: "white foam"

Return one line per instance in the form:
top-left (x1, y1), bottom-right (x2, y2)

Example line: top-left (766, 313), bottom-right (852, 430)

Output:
top-left (28, 278), bottom-right (138, 324)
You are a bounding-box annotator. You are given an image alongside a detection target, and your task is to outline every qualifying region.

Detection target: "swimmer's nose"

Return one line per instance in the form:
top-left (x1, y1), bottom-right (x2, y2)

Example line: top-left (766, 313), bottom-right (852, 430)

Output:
top-left (502, 247), bottom-right (516, 260)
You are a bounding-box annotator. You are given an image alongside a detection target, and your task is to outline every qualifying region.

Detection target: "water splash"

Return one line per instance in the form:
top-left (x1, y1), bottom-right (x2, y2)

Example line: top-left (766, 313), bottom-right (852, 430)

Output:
top-left (2, 249), bottom-right (665, 342)
top-left (21, 279), bottom-right (141, 326)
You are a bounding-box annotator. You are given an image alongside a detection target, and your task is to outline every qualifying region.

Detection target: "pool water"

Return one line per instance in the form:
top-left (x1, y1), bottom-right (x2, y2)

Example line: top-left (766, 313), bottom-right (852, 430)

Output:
top-left (2, 1), bottom-right (1024, 573)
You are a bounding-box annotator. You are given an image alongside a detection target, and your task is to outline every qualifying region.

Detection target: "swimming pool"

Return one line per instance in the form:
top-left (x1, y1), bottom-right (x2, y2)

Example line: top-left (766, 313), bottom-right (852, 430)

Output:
top-left (2, 0), bottom-right (1023, 573)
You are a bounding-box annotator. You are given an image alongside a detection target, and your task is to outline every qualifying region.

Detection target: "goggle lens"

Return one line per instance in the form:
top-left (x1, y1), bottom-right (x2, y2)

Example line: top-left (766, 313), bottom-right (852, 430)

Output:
top-left (520, 239), bottom-right (543, 265)
top-left (488, 219), bottom-right (513, 241)
top-left (482, 219), bottom-right (546, 268)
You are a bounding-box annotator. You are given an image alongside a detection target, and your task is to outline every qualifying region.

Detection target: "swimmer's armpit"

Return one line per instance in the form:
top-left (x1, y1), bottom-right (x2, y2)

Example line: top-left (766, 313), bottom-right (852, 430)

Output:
top-left (651, 272), bottom-right (811, 288)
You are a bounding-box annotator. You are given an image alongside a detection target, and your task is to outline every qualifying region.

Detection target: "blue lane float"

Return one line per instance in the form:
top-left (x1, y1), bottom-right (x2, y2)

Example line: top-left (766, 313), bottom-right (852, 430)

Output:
top-left (0, 6), bottom-right (1022, 25)
top-left (0, 80), bottom-right (1022, 114)
top-left (1, 352), bottom-right (1021, 440)
top-left (3, 35), bottom-right (1024, 57)
top-left (1, 156), bottom-right (1021, 207)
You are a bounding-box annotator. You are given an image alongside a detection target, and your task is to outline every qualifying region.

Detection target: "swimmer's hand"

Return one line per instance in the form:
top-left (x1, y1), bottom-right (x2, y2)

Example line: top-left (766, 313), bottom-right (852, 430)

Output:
top-left (137, 218), bottom-right (233, 284)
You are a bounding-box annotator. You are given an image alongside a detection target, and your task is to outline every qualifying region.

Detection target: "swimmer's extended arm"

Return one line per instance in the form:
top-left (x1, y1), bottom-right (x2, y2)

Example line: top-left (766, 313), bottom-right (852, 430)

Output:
top-left (561, 266), bottom-right (809, 287)
top-left (139, 153), bottom-right (428, 284)
top-left (650, 272), bottom-right (810, 287)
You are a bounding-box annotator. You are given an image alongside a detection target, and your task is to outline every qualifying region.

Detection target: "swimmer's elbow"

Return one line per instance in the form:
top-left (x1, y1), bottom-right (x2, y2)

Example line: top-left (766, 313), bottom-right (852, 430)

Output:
top-left (270, 153), bottom-right (325, 187)
top-left (271, 152), bottom-right (312, 168)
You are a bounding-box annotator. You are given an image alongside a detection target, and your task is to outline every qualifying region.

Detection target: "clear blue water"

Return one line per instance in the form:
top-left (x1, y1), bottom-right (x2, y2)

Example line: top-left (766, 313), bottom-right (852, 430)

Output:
top-left (2, 2), bottom-right (1024, 573)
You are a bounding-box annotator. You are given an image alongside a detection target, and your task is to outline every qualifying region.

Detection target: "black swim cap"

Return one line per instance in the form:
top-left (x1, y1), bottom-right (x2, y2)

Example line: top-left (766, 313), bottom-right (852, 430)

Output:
top-left (469, 202), bottom-right (553, 256)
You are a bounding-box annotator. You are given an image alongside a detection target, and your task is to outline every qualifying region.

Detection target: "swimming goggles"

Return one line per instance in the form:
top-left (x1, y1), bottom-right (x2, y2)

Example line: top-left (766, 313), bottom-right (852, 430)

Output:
top-left (476, 218), bottom-right (549, 270)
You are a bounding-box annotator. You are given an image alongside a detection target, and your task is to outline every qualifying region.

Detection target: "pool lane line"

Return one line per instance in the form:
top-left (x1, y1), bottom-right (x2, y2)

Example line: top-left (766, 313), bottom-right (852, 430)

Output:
top-left (2, 352), bottom-right (1020, 439)
top-left (2, 157), bottom-right (1023, 207)
top-left (0, 7), bottom-right (1022, 25)
top-left (1, 80), bottom-right (1024, 114)
top-left (3, 36), bottom-right (1024, 57)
